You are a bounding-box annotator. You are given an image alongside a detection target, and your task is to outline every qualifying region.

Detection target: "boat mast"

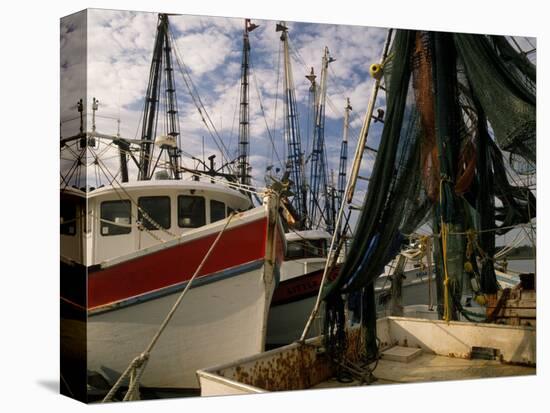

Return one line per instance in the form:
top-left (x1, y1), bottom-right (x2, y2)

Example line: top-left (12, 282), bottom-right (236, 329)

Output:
top-left (336, 98), bottom-right (352, 237)
top-left (138, 14), bottom-right (181, 180)
top-left (309, 47), bottom-right (335, 232)
top-left (237, 19), bottom-right (258, 187)
top-left (277, 22), bottom-right (307, 228)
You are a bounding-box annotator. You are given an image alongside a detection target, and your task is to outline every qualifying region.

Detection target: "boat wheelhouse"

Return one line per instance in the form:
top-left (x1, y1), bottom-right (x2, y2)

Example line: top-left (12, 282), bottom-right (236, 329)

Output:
top-left (61, 179), bottom-right (252, 266)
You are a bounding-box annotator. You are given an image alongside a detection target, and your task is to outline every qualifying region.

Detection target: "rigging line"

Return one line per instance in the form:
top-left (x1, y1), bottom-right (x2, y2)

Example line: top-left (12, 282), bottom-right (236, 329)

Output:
top-left (288, 39), bottom-right (364, 141)
top-left (523, 36), bottom-right (536, 51)
top-left (494, 232), bottom-right (527, 259)
top-left (308, 185), bottom-right (331, 230)
top-left (402, 222), bottom-right (534, 240)
top-left (102, 212), bottom-right (236, 403)
top-left (91, 165), bottom-right (167, 244)
top-left (92, 150), bottom-right (123, 189)
top-left (59, 172), bottom-right (70, 187)
top-left (168, 28), bottom-right (233, 170)
top-left (132, 152), bottom-right (265, 196)
top-left (175, 59), bottom-right (230, 168)
top-left (123, 145), bottom-right (265, 195)
top-left (301, 52), bottom-right (375, 152)
top-left (509, 36), bottom-right (526, 55)
top-left (94, 133), bottom-right (196, 172)
top-left (60, 115), bottom-right (83, 124)
top-left (133, 100), bottom-right (146, 140)
top-left (249, 50), bottom-right (284, 170)
top-left (326, 65), bottom-right (368, 133)
top-left (287, 39), bottom-right (382, 172)
top-left (178, 168), bottom-right (266, 195)
top-left (61, 140), bottom-right (82, 160)
top-left (91, 149), bottom-right (179, 239)
top-left (95, 140), bottom-right (235, 190)
top-left (227, 88), bottom-right (240, 156)
top-left (61, 145), bottom-right (87, 190)
top-left (271, 40), bottom-right (283, 171)
top-left (95, 137), bottom-right (121, 160)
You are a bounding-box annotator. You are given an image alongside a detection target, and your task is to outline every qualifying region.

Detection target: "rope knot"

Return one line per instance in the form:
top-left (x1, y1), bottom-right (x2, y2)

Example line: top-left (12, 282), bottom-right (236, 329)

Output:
top-left (131, 352), bottom-right (150, 369)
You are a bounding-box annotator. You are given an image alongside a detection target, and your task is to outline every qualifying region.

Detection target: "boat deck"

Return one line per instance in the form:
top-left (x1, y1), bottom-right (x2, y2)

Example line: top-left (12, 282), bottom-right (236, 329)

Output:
top-left (313, 352), bottom-right (535, 389)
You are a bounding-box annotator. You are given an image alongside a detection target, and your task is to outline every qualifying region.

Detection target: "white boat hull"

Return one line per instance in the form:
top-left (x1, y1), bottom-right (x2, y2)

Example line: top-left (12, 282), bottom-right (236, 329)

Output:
top-left (87, 262), bottom-right (273, 389)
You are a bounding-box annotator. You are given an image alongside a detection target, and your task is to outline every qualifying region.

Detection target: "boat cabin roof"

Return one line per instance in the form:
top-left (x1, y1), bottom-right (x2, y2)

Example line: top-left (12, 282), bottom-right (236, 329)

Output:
top-left (61, 179), bottom-right (253, 209)
top-left (285, 229), bottom-right (332, 242)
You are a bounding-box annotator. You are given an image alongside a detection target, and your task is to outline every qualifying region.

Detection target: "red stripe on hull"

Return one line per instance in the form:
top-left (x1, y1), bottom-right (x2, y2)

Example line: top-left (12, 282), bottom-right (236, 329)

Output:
top-left (88, 218), bottom-right (268, 309)
top-left (271, 265), bottom-right (340, 306)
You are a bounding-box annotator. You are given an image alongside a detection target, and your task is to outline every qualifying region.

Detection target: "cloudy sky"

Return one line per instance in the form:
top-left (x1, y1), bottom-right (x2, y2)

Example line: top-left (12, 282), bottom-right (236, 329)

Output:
top-left (60, 9), bottom-right (536, 239)
top-left (61, 8), bottom-right (388, 206)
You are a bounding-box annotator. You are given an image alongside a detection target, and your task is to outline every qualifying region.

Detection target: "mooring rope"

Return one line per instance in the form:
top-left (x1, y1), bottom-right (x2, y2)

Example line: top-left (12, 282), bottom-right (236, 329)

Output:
top-left (102, 212), bottom-right (236, 402)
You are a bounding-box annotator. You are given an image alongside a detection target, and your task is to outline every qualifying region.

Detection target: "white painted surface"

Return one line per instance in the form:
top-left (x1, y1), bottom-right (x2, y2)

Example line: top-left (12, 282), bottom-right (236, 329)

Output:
top-left (279, 257), bottom-right (326, 281)
top-left (385, 317), bottom-right (536, 364)
top-left (198, 371), bottom-right (264, 396)
top-left (88, 264), bottom-right (274, 389)
top-left (285, 229), bottom-right (331, 243)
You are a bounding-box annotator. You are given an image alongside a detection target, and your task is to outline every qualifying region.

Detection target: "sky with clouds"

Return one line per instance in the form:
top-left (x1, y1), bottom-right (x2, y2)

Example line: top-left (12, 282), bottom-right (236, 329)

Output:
top-left (60, 9), bottom-right (536, 241)
top-left (60, 8), bottom-right (388, 206)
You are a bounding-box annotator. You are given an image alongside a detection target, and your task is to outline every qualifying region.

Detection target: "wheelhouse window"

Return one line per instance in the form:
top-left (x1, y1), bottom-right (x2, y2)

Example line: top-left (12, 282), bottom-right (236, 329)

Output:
top-left (100, 200), bottom-right (131, 236)
top-left (286, 241), bottom-right (304, 259)
top-left (210, 200), bottom-right (226, 223)
top-left (285, 239), bottom-right (327, 259)
top-left (178, 195), bottom-right (205, 228)
top-left (138, 196), bottom-right (171, 230)
top-left (60, 200), bottom-right (77, 236)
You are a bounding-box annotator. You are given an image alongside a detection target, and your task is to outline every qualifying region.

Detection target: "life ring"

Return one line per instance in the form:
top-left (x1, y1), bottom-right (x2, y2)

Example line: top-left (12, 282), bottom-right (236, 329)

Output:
top-left (369, 63), bottom-right (383, 79)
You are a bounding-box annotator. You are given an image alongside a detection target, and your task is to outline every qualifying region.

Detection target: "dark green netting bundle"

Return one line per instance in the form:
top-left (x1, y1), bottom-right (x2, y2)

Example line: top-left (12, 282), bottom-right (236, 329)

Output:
top-left (455, 34), bottom-right (536, 164)
top-left (322, 29), bottom-right (536, 358)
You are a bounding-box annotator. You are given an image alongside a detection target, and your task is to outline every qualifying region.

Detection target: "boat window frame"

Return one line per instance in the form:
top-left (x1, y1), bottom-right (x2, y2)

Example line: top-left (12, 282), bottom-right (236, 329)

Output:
top-left (210, 199), bottom-right (226, 223)
top-left (60, 199), bottom-right (78, 236)
top-left (177, 195), bottom-right (206, 228)
top-left (137, 195), bottom-right (172, 230)
top-left (285, 238), bottom-right (327, 259)
top-left (100, 199), bottom-right (132, 236)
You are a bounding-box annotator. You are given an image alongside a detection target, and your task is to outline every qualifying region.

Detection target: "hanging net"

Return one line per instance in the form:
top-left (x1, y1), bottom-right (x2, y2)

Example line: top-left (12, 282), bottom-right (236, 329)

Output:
top-left (322, 30), bottom-right (536, 359)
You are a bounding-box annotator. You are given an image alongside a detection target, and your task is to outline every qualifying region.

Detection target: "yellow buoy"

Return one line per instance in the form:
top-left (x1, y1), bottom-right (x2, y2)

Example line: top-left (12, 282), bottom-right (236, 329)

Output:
top-left (369, 63), bottom-right (383, 79)
top-left (474, 294), bottom-right (487, 306)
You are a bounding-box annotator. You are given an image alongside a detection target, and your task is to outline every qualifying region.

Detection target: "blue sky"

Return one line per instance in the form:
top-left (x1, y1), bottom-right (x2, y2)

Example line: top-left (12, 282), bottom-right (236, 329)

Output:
top-left (60, 9), bottom-right (388, 206)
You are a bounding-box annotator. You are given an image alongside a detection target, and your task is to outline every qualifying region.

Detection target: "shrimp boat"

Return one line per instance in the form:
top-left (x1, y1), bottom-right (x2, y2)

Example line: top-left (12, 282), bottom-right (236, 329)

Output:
top-left (61, 181), bottom-right (283, 391)
top-left (60, 13), bottom-right (285, 395)
top-left (267, 230), bottom-right (337, 347)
